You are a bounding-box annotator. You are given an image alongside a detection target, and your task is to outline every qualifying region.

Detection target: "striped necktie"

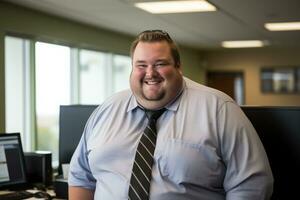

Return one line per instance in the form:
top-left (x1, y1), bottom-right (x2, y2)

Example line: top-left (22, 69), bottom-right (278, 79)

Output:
top-left (128, 108), bottom-right (165, 200)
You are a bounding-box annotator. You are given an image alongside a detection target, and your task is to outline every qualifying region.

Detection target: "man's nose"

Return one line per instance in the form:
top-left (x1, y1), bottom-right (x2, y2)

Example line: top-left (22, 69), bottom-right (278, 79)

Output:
top-left (145, 65), bottom-right (157, 76)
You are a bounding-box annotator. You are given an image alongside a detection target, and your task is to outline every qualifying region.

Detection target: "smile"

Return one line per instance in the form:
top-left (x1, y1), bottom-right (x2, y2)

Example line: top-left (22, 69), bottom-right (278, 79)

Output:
top-left (145, 80), bottom-right (161, 85)
top-left (144, 78), bottom-right (164, 85)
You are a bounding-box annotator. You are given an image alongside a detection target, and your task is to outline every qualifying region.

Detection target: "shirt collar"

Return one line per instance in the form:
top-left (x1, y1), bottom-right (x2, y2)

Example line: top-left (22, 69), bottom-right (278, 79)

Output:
top-left (127, 93), bottom-right (139, 113)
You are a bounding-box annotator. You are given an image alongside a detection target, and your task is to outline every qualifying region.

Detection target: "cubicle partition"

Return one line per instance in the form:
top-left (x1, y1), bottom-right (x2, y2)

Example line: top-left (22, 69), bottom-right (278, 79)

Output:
top-left (241, 106), bottom-right (300, 200)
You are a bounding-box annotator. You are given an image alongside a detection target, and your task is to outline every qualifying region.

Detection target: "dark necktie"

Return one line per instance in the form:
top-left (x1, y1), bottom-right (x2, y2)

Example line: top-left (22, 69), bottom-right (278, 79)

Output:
top-left (128, 108), bottom-right (165, 200)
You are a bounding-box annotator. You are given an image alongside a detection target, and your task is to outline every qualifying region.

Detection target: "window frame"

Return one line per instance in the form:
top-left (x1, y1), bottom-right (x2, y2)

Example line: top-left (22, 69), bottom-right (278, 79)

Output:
top-left (4, 35), bottom-right (131, 165)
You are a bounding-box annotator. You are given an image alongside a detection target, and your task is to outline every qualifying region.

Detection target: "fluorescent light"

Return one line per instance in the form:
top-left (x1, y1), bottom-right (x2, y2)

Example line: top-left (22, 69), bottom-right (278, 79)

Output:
top-left (265, 22), bottom-right (300, 31)
top-left (222, 40), bottom-right (265, 48)
top-left (134, 0), bottom-right (217, 14)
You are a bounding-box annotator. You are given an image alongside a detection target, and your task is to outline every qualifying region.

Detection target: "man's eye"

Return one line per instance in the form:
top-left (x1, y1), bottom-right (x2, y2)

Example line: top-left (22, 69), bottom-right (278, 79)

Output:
top-left (155, 63), bottom-right (167, 67)
top-left (136, 64), bottom-right (147, 68)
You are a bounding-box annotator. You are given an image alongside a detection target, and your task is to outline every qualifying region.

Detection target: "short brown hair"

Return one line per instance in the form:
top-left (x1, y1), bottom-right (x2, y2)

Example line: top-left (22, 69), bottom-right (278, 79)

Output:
top-left (130, 30), bottom-right (181, 67)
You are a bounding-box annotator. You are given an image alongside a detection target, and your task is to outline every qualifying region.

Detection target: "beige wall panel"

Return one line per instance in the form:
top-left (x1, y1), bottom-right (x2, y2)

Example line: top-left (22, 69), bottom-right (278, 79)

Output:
top-left (205, 48), bottom-right (300, 106)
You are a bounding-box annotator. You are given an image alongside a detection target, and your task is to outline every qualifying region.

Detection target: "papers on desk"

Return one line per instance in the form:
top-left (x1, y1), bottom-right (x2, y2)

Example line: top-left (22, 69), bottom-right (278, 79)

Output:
top-left (0, 145), bottom-right (9, 182)
top-left (61, 164), bottom-right (69, 180)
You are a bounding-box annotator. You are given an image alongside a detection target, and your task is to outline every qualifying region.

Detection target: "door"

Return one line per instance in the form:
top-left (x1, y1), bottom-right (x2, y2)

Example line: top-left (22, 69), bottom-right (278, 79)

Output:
top-left (206, 71), bottom-right (244, 105)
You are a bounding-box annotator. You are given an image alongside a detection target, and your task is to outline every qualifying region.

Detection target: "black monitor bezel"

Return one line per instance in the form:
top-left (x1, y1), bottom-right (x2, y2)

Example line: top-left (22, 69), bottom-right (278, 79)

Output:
top-left (58, 104), bottom-right (97, 175)
top-left (0, 132), bottom-right (28, 190)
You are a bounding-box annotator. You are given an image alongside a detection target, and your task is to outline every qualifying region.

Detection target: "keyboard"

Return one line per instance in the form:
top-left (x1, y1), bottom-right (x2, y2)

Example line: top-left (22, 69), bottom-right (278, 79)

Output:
top-left (0, 190), bottom-right (33, 200)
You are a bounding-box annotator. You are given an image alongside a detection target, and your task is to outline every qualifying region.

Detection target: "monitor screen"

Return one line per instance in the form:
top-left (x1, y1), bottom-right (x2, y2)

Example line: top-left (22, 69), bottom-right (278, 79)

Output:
top-left (241, 106), bottom-right (300, 200)
top-left (0, 133), bottom-right (27, 189)
top-left (58, 105), bottom-right (97, 174)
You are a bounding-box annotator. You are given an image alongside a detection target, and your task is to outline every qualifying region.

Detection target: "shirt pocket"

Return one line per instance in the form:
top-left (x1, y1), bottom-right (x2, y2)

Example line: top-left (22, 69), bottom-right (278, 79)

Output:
top-left (157, 138), bottom-right (225, 188)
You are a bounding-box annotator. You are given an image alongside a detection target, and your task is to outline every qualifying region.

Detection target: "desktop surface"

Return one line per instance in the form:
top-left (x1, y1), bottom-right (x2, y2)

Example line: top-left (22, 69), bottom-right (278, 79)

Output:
top-left (0, 189), bottom-right (65, 200)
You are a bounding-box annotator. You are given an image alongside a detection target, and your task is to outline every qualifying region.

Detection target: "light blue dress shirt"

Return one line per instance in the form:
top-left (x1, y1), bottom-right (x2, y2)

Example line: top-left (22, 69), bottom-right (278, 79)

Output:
top-left (69, 77), bottom-right (273, 200)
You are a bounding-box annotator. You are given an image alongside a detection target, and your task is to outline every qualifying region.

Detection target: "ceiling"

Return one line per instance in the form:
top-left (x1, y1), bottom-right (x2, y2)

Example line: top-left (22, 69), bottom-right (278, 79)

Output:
top-left (4, 0), bottom-right (300, 49)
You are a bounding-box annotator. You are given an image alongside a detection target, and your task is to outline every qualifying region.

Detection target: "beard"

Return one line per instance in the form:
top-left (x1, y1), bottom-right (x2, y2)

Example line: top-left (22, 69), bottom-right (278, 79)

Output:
top-left (141, 88), bottom-right (165, 101)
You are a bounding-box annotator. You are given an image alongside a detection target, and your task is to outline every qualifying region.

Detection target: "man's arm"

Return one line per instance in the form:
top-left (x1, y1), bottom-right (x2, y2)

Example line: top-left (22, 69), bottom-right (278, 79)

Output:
top-left (219, 102), bottom-right (273, 199)
top-left (69, 186), bottom-right (94, 200)
top-left (68, 107), bottom-right (100, 198)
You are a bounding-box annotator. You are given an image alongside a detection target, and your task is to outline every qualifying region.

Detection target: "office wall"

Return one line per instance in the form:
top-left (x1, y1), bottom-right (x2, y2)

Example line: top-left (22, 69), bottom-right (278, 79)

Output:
top-left (181, 46), bottom-right (206, 83)
top-left (0, 32), bottom-right (4, 132)
top-left (0, 2), bottom-right (133, 54)
top-left (204, 48), bottom-right (300, 105)
top-left (0, 2), bottom-right (205, 131)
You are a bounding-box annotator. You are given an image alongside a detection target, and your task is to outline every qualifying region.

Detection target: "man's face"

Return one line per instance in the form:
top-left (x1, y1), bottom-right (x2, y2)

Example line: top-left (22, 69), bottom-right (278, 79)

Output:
top-left (130, 41), bottom-right (183, 110)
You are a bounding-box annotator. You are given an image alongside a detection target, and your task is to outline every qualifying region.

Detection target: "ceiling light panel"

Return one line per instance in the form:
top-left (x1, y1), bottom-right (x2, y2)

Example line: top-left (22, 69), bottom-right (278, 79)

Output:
top-left (134, 0), bottom-right (217, 14)
top-left (222, 40), bottom-right (265, 48)
top-left (265, 22), bottom-right (300, 31)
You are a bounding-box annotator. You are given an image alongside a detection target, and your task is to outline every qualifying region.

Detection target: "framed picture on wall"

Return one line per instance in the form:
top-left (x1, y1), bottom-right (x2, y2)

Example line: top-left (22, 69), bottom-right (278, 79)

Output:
top-left (297, 68), bottom-right (300, 92)
top-left (261, 67), bottom-right (300, 93)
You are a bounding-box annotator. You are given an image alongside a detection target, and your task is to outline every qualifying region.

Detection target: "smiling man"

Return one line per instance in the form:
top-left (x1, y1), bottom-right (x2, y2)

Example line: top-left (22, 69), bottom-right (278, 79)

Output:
top-left (130, 36), bottom-right (183, 110)
top-left (68, 30), bottom-right (273, 200)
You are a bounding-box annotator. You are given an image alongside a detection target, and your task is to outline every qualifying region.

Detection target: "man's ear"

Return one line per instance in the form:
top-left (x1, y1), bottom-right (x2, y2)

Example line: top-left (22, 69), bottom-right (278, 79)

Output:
top-left (179, 69), bottom-right (183, 75)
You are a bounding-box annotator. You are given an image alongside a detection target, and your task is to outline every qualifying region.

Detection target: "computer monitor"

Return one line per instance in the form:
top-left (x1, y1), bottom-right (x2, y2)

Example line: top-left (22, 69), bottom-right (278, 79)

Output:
top-left (241, 106), bottom-right (300, 200)
top-left (58, 105), bottom-right (97, 174)
top-left (0, 133), bottom-right (27, 190)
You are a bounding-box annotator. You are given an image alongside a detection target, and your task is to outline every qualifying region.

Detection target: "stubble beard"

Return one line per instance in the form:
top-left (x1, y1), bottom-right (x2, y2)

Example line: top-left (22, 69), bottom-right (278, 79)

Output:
top-left (141, 88), bottom-right (165, 101)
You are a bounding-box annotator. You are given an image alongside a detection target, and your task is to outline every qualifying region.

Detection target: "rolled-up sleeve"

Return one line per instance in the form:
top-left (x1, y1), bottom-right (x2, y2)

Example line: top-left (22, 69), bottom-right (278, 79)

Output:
top-left (218, 102), bottom-right (274, 200)
top-left (68, 108), bottom-right (99, 190)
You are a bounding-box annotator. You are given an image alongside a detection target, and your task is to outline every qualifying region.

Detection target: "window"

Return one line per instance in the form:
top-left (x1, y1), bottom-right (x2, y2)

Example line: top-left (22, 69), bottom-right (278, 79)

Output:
top-left (35, 42), bottom-right (71, 166)
top-left (4, 36), bottom-right (34, 152)
top-left (79, 49), bottom-right (110, 104)
top-left (112, 54), bottom-right (131, 93)
top-left (78, 50), bottom-right (131, 104)
top-left (5, 36), bottom-right (131, 166)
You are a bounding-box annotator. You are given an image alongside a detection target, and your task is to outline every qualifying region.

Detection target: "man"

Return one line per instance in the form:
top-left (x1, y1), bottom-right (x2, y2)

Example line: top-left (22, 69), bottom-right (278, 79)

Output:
top-left (68, 30), bottom-right (273, 200)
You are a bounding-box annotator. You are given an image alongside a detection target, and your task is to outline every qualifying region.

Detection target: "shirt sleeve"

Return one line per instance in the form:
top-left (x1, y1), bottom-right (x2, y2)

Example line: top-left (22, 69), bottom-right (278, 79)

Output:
top-left (68, 108), bottom-right (99, 190)
top-left (217, 102), bottom-right (274, 200)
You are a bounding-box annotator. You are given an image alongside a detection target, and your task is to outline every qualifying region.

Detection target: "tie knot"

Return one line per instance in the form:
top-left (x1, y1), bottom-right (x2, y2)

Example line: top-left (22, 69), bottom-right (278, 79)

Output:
top-left (145, 108), bottom-right (166, 121)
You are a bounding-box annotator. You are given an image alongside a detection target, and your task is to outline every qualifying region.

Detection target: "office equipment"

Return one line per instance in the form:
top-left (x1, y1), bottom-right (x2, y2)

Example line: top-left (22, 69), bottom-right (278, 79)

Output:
top-left (58, 105), bottom-right (97, 174)
top-left (0, 190), bottom-right (33, 200)
top-left (24, 151), bottom-right (52, 187)
top-left (53, 178), bottom-right (68, 199)
top-left (0, 133), bottom-right (27, 190)
top-left (0, 190), bottom-right (52, 200)
top-left (0, 133), bottom-right (56, 199)
top-left (241, 106), bottom-right (300, 200)
top-left (55, 105), bottom-right (96, 199)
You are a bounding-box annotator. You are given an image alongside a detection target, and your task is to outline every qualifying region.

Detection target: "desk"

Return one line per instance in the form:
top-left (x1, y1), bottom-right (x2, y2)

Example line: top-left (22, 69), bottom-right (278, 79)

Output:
top-left (0, 189), bottom-right (66, 200)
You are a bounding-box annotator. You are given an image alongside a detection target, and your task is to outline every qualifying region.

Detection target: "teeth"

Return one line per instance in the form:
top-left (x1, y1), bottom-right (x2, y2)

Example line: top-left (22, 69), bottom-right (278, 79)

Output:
top-left (146, 80), bottom-right (159, 85)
